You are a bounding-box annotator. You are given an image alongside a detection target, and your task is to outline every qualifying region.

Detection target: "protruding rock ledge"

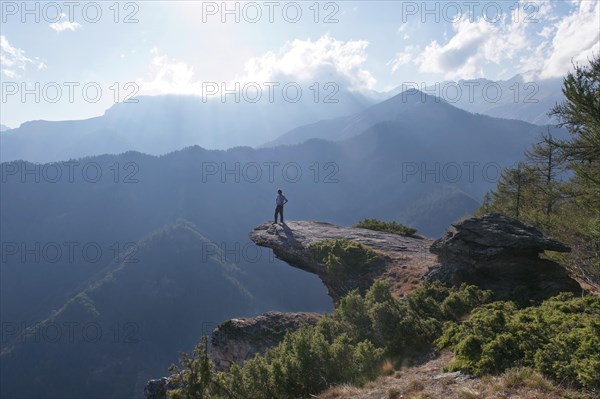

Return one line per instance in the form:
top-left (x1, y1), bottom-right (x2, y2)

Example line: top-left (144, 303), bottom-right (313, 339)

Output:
top-left (427, 214), bottom-right (580, 299)
top-left (143, 216), bottom-right (583, 398)
top-left (210, 311), bottom-right (321, 371)
top-left (249, 221), bottom-right (435, 300)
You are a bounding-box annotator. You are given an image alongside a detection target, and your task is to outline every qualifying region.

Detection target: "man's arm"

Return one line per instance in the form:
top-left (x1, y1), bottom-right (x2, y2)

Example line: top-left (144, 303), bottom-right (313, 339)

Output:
top-left (283, 195), bottom-right (288, 204)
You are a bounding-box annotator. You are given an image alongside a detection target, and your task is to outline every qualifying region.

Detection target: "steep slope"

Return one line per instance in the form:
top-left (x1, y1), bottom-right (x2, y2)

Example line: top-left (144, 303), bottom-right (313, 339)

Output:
top-left (0, 221), bottom-right (256, 399)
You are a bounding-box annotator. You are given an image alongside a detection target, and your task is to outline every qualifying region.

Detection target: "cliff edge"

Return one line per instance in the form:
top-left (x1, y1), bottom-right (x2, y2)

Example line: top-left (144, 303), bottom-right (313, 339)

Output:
top-left (249, 221), bottom-right (434, 301)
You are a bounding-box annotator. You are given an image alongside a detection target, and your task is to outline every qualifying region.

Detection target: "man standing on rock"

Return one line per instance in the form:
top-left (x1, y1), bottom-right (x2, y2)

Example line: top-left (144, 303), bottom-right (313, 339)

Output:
top-left (274, 189), bottom-right (288, 224)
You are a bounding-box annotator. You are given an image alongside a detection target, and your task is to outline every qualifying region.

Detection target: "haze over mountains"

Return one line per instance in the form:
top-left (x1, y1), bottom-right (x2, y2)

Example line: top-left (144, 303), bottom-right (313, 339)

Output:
top-left (0, 88), bottom-right (372, 163)
top-left (433, 75), bottom-right (564, 125)
top-left (379, 74), bottom-right (564, 125)
top-left (0, 74), bottom-right (563, 163)
top-left (1, 84), bottom-right (568, 398)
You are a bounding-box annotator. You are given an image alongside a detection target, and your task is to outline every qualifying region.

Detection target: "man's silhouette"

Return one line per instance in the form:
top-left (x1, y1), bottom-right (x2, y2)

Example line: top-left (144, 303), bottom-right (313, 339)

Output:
top-left (274, 189), bottom-right (288, 224)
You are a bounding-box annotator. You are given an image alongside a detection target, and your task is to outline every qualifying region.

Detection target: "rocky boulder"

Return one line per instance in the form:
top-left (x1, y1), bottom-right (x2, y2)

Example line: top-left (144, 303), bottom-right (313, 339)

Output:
top-left (143, 377), bottom-right (178, 399)
top-left (427, 214), bottom-right (581, 298)
top-left (210, 311), bottom-right (321, 372)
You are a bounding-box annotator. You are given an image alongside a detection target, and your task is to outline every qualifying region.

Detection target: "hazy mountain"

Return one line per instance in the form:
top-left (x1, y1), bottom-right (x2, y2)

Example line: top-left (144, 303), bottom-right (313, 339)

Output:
top-left (0, 90), bottom-right (372, 163)
top-left (365, 75), bottom-right (564, 126)
top-left (264, 89), bottom-right (566, 147)
top-left (431, 75), bottom-right (564, 125)
top-left (0, 124), bottom-right (11, 132)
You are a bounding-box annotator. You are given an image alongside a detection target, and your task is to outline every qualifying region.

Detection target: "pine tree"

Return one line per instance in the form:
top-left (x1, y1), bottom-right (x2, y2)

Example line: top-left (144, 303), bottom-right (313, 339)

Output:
top-left (549, 56), bottom-right (600, 193)
top-left (524, 129), bottom-right (566, 216)
top-left (492, 163), bottom-right (536, 219)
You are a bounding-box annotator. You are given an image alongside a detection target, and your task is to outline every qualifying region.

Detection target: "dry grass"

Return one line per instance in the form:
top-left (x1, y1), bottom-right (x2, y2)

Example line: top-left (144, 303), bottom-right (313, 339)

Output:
top-left (381, 359), bottom-right (395, 376)
top-left (406, 378), bottom-right (425, 393)
top-left (320, 384), bottom-right (362, 398)
top-left (501, 367), bottom-right (554, 392)
top-left (457, 387), bottom-right (481, 399)
top-left (318, 352), bottom-right (594, 399)
top-left (386, 387), bottom-right (401, 399)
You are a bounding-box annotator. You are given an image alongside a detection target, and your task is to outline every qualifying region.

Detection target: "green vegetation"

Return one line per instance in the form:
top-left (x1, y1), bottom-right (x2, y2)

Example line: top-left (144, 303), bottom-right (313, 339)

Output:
top-left (437, 293), bottom-right (600, 389)
top-left (168, 338), bottom-right (217, 399)
top-left (168, 282), bottom-right (491, 399)
top-left (309, 239), bottom-right (382, 275)
top-left (170, 59), bottom-right (600, 398)
top-left (478, 55), bottom-right (600, 291)
top-left (171, 282), bottom-right (599, 397)
top-left (355, 219), bottom-right (418, 237)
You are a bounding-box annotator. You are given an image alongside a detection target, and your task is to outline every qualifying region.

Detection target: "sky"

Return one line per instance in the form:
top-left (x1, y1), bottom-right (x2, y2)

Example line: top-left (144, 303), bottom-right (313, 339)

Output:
top-left (1, 0), bottom-right (599, 128)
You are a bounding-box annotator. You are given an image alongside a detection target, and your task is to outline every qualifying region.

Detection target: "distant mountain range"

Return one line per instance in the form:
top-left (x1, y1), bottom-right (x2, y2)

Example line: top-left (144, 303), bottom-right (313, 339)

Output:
top-left (1, 75), bottom-right (563, 163)
top-left (263, 87), bottom-right (565, 147)
top-left (1, 87), bottom-right (568, 398)
top-left (375, 74), bottom-right (564, 125)
top-left (0, 124), bottom-right (11, 132)
top-left (0, 90), bottom-right (372, 163)
top-left (431, 75), bottom-right (564, 125)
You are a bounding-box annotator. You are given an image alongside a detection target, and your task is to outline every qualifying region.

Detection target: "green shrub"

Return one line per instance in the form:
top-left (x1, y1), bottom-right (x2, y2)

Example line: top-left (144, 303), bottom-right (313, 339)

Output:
top-left (309, 239), bottom-right (381, 275)
top-left (218, 326), bottom-right (383, 399)
top-left (171, 282), bottom-right (492, 399)
top-left (355, 219), bottom-right (417, 237)
top-left (436, 293), bottom-right (600, 389)
top-left (167, 338), bottom-right (222, 399)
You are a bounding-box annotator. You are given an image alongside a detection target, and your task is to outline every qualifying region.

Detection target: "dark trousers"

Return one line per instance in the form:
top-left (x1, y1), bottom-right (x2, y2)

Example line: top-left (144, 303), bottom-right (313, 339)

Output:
top-left (274, 205), bottom-right (284, 222)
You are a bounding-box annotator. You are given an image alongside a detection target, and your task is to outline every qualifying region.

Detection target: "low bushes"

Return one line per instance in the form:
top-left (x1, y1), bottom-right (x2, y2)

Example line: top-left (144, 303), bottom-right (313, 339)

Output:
top-left (354, 219), bottom-right (417, 237)
top-left (437, 293), bottom-right (600, 389)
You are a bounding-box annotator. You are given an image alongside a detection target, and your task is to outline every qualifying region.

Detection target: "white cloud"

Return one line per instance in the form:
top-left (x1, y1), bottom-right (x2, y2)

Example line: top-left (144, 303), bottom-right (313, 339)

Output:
top-left (390, 0), bottom-right (599, 81)
top-left (538, 0), bottom-right (600, 78)
top-left (136, 48), bottom-right (203, 95)
top-left (138, 35), bottom-right (377, 96)
top-left (237, 34), bottom-right (376, 91)
top-left (49, 13), bottom-right (82, 32)
top-left (0, 36), bottom-right (46, 78)
top-left (389, 45), bottom-right (417, 72)
top-left (409, 15), bottom-right (530, 79)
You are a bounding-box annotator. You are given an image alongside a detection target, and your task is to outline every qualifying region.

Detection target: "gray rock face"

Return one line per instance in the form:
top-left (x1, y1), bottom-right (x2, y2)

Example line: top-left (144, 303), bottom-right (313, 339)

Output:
top-left (210, 311), bottom-right (321, 372)
top-left (249, 221), bottom-right (435, 300)
top-left (427, 214), bottom-right (580, 298)
top-left (144, 377), bottom-right (177, 399)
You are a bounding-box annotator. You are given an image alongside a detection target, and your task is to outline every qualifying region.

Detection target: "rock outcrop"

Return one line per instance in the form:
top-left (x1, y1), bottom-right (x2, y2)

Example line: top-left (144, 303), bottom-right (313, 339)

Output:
top-left (144, 377), bottom-right (178, 399)
top-left (427, 214), bottom-right (581, 298)
top-left (250, 221), bottom-right (435, 300)
top-left (210, 311), bottom-right (321, 371)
